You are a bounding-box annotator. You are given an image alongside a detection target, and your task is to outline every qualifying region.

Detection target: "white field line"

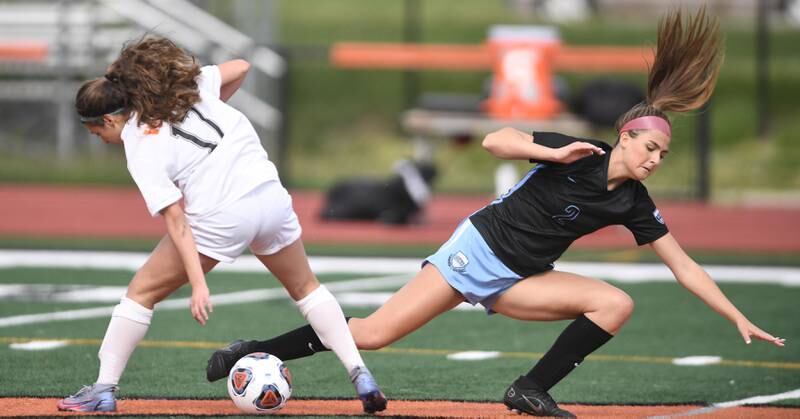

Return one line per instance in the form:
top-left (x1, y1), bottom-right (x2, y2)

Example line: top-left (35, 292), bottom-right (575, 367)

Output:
top-left (0, 250), bottom-right (421, 275)
top-left (0, 250), bottom-right (799, 285)
top-left (447, 351), bottom-right (501, 361)
top-left (0, 274), bottom-right (411, 328)
top-left (649, 388), bottom-right (800, 417)
top-left (10, 340), bottom-right (68, 350)
top-left (0, 284), bottom-right (129, 302)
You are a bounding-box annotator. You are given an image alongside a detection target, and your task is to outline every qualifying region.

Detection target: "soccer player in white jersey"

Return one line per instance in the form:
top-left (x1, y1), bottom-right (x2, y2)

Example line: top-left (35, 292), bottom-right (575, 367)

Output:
top-left (57, 37), bottom-right (387, 414)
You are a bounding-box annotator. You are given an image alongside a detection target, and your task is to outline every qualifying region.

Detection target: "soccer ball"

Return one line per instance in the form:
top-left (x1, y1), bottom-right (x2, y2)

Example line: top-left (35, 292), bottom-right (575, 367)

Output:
top-left (227, 352), bottom-right (292, 414)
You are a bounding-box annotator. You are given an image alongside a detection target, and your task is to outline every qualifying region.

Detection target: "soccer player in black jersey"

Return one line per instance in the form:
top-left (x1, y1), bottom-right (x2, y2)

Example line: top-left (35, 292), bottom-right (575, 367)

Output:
top-left (206, 8), bottom-right (784, 417)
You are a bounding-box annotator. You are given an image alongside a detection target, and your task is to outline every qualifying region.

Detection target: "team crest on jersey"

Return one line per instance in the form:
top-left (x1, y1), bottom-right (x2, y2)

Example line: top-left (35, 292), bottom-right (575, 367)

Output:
top-left (653, 208), bottom-right (665, 225)
top-left (448, 251), bottom-right (469, 272)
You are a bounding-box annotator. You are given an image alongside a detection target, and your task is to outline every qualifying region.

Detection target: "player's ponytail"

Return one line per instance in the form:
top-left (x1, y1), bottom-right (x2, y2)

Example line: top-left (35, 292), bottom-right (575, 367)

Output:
top-left (615, 7), bottom-right (724, 138)
top-left (105, 36), bottom-right (201, 127)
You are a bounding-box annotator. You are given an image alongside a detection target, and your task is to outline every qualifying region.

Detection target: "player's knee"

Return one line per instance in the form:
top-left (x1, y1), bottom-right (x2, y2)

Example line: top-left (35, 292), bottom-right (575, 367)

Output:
top-left (356, 334), bottom-right (390, 351)
top-left (350, 319), bottom-right (390, 350)
top-left (605, 289), bottom-right (635, 323)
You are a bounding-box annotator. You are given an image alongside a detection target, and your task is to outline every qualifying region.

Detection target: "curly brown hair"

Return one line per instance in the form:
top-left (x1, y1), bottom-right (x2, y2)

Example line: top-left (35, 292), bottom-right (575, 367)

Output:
top-left (615, 7), bottom-right (724, 136)
top-left (103, 36), bottom-right (201, 127)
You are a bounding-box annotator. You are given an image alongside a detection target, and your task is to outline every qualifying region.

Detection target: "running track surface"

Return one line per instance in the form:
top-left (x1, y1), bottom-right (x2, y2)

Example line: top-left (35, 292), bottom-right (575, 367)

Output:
top-left (3, 398), bottom-right (799, 418)
top-left (1, 185), bottom-right (798, 252)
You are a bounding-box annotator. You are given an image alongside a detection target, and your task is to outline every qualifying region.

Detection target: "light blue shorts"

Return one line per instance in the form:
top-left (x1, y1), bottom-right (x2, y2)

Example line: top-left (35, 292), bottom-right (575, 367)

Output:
top-left (425, 219), bottom-right (522, 314)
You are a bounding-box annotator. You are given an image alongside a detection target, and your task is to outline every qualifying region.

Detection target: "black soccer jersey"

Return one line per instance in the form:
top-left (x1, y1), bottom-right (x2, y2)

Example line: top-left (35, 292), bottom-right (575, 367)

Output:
top-left (469, 131), bottom-right (669, 277)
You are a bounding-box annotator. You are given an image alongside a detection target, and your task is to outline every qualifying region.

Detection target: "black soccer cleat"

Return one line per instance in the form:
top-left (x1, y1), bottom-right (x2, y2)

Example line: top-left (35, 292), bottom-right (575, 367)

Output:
top-left (206, 339), bottom-right (256, 382)
top-left (503, 376), bottom-right (576, 418)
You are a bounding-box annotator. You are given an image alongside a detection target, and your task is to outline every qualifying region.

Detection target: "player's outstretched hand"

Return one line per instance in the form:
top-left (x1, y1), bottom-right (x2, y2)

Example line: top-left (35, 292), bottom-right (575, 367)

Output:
top-left (191, 284), bottom-right (213, 326)
top-left (553, 142), bottom-right (605, 164)
top-left (736, 318), bottom-right (785, 347)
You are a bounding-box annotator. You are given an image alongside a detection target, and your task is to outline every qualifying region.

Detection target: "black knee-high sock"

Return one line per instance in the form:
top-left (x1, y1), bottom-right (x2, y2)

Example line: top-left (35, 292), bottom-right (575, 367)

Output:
top-left (524, 314), bottom-right (613, 391)
top-left (249, 317), bottom-right (351, 361)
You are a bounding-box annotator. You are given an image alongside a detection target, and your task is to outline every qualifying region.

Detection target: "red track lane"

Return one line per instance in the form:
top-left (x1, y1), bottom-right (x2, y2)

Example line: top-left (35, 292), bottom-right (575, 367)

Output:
top-left (0, 185), bottom-right (798, 253)
top-left (2, 398), bottom-right (799, 418)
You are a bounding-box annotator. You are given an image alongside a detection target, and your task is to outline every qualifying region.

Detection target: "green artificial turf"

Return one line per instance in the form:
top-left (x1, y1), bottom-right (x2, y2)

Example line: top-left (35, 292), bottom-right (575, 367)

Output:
top-left (0, 267), bottom-right (797, 406)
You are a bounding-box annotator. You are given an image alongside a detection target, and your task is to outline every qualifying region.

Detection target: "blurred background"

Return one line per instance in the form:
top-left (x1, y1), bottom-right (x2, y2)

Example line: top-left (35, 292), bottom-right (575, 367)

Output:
top-left (1, 3), bottom-right (798, 413)
top-left (1, 0), bottom-right (798, 199)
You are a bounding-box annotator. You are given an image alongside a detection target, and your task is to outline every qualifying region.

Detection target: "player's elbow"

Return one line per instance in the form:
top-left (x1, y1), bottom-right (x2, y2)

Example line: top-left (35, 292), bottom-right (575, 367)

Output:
top-left (233, 59), bottom-right (251, 78)
top-left (160, 202), bottom-right (185, 231)
top-left (482, 127), bottom-right (519, 158)
top-left (160, 202), bottom-right (181, 219)
top-left (482, 130), bottom-right (505, 156)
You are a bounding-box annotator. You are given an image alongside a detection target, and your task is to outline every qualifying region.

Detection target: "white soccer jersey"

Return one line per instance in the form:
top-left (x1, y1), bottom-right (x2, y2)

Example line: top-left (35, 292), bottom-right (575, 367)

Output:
top-left (121, 66), bottom-right (279, 217)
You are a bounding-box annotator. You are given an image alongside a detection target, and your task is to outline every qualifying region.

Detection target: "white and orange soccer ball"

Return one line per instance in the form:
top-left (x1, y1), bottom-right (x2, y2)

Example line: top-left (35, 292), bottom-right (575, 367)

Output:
top-left (227, 352), bottom-right (292, 414)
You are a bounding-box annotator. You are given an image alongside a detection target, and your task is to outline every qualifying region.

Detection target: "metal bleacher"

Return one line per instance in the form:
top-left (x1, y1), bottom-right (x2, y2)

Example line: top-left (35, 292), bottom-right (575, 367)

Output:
top-left (0, 0), bottom-right (285, 160)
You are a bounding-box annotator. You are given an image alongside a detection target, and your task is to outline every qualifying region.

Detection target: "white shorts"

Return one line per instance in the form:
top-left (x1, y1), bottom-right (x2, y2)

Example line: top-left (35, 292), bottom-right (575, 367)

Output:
top-left (187, 180), bottom-right (302, 263)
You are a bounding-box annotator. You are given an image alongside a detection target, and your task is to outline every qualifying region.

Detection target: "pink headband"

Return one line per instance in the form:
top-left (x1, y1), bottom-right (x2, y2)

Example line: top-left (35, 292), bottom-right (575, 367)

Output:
top-left (620, 116), bottom-right (671, 138)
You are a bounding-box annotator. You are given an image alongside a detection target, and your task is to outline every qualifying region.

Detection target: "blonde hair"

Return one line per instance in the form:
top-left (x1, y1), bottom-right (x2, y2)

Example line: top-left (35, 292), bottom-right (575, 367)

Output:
top-left (615, 7), bottom-right (724, 135)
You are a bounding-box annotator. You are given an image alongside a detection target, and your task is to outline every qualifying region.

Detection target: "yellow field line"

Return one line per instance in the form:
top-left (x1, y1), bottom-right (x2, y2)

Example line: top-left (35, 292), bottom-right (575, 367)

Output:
top-left (2, 336), bottom-right (798, 370)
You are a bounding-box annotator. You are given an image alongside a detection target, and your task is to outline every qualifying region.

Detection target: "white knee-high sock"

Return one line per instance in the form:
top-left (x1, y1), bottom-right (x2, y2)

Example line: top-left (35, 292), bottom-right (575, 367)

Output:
top-left (295, 285), bottom-right (364, 372)
top-left (96, 297), bottom-right (153, 385)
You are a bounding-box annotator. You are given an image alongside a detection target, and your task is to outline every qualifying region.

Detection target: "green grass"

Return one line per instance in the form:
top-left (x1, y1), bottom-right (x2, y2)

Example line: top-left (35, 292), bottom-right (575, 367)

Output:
top-left (1, 265), bottom-right (798, 406)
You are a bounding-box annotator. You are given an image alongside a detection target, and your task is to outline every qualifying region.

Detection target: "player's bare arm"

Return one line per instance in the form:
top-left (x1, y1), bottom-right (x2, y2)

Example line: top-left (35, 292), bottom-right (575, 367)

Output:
top-left (482, 127), bottom-right (604, 163)
top-left (161, 201), bottom-right (212, 325)
top-left (650, 233), bottom-right (785, 347)
top-left (218, 59), bottom-right (251, 102)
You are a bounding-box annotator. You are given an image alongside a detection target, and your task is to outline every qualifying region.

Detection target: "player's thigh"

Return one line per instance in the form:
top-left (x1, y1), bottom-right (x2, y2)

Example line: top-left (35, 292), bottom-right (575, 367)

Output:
top-left (127, 235), bottom-right (219, 307)
top-left (255, 238), bottom-right (319, 301)
top-left (492, 270), bottom-right (631, 322)
top-left (351, 263), bottom-right (465, 349)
